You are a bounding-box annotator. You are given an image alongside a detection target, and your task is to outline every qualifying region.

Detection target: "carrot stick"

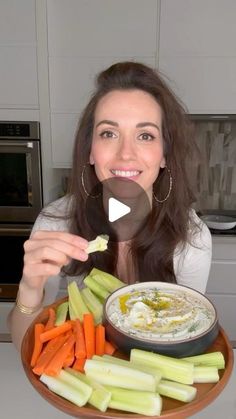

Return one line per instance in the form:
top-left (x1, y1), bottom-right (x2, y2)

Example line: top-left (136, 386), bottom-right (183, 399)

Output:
top-left (75, 319), bottom-right (86, 359)
top-left (63, 345), bottom-right (75, 368)
top-left (30, 323), bottom-right (45, 367)
top-left (44, 307), bottom-right (56, 331)
top-left (95, 324), bottom-right (105, 356)
top-left (72, 357), bottom-right (86, 373)
top-left (33, 333), bottom-right (69, 376)
top-left (83, 313), bottom-right (95, 359)
top-left (104, 339), bottom-right (116, 355)
top-left (44, 333), bottom-right (75, 376)
top-left (39, 321), bottom-right (72, 343)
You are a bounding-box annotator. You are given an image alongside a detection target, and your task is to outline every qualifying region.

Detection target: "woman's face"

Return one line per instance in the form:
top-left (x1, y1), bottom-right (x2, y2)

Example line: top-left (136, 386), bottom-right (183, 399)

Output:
top-left (89, 89), bottom-right (166, 201)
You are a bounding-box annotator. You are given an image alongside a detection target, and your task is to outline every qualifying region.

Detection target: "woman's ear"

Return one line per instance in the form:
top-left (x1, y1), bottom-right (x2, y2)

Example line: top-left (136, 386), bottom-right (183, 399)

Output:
top-left (160, 156), bottom-right (166, 169)
top-left (89, 153), bottom-right (94, 165)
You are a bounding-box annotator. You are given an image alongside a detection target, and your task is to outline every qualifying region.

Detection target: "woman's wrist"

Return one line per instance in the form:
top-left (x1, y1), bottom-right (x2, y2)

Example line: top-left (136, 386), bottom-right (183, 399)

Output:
top-left (16, 281), bottom-right (45, 315)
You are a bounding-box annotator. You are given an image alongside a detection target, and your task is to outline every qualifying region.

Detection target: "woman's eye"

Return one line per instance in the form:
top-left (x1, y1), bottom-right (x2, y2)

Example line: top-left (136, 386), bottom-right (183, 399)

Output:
top-left (139, 133), bottom-right (155, 141)
top-left (99, 130), bottom-right (116, 139)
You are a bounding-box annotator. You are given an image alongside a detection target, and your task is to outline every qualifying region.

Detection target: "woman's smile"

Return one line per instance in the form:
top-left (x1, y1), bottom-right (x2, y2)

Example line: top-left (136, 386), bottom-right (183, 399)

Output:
top-left (110, 168), bottom-right (142, 180)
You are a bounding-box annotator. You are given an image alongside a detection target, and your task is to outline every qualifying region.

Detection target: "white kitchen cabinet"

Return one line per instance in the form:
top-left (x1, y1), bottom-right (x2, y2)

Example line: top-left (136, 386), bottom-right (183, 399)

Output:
top-left (159, 0), bottom-right (236, 113)
top-left (46, 0), bottom-right (160, 167)
top-left (206, 237), bottom-right (236, 344)
top-left (47, 0), bottom-right (158, 59)
top-left (0, 0), bottom-right (38, 109)
top-left (0, 46), bottom-right (38, 109)
top-left (159, 56), bottom-right (236, 114)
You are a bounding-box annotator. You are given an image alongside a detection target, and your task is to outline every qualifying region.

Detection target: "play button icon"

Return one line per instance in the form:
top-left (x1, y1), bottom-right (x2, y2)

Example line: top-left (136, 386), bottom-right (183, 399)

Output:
top-left (108, 197), bottom-right (131, 222)
top-left (85, 177), bottom-right (151, 242)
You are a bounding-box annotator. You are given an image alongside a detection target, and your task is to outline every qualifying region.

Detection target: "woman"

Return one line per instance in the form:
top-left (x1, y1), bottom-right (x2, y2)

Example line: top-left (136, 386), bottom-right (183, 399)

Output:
top-left (8, 62), bottom-right (212, 350)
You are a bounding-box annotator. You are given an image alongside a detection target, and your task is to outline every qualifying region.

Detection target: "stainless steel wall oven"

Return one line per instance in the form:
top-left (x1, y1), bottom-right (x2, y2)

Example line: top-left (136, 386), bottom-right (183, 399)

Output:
top-left (0, 121), bottom-right (43, 300)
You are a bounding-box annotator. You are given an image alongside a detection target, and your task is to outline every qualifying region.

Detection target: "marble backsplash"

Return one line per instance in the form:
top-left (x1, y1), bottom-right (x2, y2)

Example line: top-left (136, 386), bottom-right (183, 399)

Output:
top-left (190, 116), bottom-right (236, 213)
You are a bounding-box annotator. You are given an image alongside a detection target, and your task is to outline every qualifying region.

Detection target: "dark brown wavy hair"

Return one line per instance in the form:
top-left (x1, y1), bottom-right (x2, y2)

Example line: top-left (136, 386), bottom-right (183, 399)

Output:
top-left (62, 61), bottom-right (199, 283)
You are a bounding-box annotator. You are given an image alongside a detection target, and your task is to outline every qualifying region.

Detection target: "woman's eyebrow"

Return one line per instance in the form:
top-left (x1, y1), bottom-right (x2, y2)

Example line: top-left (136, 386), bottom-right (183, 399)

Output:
top-left (136, 122), bottom-right (160, 132)
top-left (95, 120), bottom-right (160, 132)
top-left (95, 120), bottom-right (118, 128)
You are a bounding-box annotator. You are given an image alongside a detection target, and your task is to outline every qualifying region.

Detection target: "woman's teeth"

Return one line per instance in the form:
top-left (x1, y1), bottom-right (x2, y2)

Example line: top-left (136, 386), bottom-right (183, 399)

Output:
top-left (111, 170), bottom-right (140, 177)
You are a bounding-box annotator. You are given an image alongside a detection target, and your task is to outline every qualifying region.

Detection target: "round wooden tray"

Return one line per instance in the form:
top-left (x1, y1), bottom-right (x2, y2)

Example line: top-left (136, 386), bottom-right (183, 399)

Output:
top-left (21, 299), bottom-right (234, 419)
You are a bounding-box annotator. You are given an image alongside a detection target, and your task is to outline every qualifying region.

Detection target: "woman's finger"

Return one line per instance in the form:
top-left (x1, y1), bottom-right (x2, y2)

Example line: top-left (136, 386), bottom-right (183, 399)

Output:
top-left (24, 246), bottom-right (70, 267)
top-left (24, 238), bottom-right (89, 262)
top-left (31, 230), bottom-right (88, 249)
top-left (23, 262), bottom-right (62, 279)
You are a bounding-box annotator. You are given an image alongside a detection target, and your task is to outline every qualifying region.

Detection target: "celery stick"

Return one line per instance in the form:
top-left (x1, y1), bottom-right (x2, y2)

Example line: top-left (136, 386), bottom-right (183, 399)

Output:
top-left (84, 275), bottom-right (109, 300)
top-left (65, 368), bottom-right (111, 412)
top-left (68, 299), bottom-right (77, 320)
top-left (156, 379), bottom-right (197, 403)
top-left (93, 354), bottom-right (162, 387)
top-left (106, 386), bottom-right (162, 416)
top-left (90, 268), bottom-right (125, 292)
top-left (84, 359), bottom-right (156, 392)
top-left (40, 371), bottom-right (92, 407)
top-left (193, 366), bottom-right (219, 383)
top-left (130, 349), bottom-right (194, 385)
top-left (67, 281), bottom-right (90, 321)
top-left (182, 352), bottom-right (225, 369)
top-left (81, 287), bottom-right (103, 325)
top-left (55, 301), bottom-right (68, 326)
top-left (86, 235), bottom-right (109, 254)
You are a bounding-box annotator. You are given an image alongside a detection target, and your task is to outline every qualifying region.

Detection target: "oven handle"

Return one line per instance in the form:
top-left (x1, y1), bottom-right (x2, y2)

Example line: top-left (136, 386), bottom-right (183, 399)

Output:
top-left (0, 226), bottom-right (32, 235)
top-left (0, 141), bottom-right (34, 148)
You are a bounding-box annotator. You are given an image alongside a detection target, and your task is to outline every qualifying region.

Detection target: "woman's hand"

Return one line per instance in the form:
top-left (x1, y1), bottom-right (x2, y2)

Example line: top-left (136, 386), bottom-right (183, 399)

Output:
top-left (9, 230), bottom-right (89, 351)
top-left (20, 230), bottom-right (89, 298)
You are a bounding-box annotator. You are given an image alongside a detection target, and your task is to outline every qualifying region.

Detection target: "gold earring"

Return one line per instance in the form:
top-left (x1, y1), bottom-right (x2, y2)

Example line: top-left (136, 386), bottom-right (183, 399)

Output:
top-left (81, 163), bottom-right (101, 198)
top-left (153, 166), bottom-right (173, 203)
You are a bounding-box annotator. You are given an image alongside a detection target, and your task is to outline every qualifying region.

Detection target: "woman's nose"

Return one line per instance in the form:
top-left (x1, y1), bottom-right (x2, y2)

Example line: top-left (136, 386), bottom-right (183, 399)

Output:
top-left (117, 136), bottom-right (135, 160)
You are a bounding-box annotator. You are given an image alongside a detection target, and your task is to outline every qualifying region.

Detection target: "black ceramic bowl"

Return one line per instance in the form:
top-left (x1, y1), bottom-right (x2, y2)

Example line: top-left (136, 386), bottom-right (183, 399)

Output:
top-left (103, 282), bottom-right (219, 357)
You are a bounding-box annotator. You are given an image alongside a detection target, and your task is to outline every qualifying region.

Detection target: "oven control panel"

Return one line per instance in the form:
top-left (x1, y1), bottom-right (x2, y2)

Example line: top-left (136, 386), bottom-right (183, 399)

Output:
top-left (0, 121), bottom-right (40, 140)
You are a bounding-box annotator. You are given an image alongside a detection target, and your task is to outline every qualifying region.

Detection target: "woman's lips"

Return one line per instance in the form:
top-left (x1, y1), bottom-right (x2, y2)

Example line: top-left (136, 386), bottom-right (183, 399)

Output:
top-left (110, 169), bottom-right (142, 180)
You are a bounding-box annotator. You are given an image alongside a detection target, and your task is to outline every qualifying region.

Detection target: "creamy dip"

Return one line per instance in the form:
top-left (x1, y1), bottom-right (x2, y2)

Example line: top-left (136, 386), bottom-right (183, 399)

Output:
top-left (107, 288), bottom-right (215, 341)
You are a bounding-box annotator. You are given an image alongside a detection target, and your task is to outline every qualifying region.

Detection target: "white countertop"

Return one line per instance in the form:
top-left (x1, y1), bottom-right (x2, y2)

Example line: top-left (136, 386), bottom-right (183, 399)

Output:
top-left (0, 343), bottom-right (235, 419)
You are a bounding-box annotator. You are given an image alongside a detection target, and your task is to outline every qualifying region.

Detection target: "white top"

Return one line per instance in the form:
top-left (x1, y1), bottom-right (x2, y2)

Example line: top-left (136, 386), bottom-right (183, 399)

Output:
top-left (31, 196), bottom-right (212, 304)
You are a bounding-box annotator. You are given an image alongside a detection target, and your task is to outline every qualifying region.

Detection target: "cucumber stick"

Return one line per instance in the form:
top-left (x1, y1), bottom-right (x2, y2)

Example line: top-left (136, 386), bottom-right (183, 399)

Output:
top-left (130, 349), bottom-right (194, 385)
top-left (182, 352), bottom-right (225, 369)
top-left (156, 379), bottom-right (197, 403)
top-left (93, 354), bottom-right (162, 387)
top-left (105, 385), bottom-right (162, 416)
top-left (102, 353), bottom-right (197, 403)
top-left (40, 369), bottom-right (92, 407)
top-left (84, 359), bottom-right (156, 392)
top-left (89, 267), bottom-right (125, 292)
top-left (193, 366), bottom-right (219, 383)
top-left (67, 281), bottom-right (90, 321)
top-left (65, 368), bottom-right (111, 412)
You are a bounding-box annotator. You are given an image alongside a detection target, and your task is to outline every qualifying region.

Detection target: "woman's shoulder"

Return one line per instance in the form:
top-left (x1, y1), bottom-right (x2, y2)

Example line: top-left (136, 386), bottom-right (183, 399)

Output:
top-left (174, 209), bottom-right (212, 293)
top-left (43, 195), bottom-right (73, 215)
top-left (31, 195), bottom-right (73, 233)
top-left (188, 209), bottom-right (212, 247)
top-left (174, 209), bottom-right (212, 260)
